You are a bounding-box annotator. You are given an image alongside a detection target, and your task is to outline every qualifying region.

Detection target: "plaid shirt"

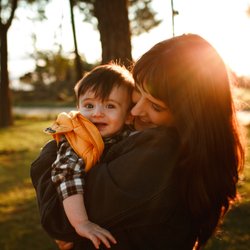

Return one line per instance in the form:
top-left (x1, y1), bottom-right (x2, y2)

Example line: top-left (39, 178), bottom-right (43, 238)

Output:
top-left (51, 129), bottom-right (132, 200)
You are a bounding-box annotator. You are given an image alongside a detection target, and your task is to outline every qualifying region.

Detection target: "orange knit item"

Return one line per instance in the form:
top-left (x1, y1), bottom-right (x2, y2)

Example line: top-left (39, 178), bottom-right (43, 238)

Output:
top-left (44, 111), bottom-right (104, 171)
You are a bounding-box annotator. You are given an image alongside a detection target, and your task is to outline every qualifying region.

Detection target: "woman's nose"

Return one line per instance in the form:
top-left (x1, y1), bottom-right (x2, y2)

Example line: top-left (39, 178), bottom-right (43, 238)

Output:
top-left (131, 99), bottom-right (145, 116)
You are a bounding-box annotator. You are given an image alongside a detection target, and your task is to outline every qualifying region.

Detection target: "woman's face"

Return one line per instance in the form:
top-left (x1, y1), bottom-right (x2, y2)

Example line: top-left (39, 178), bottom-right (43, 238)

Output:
top-left (131, 87), bottom-right (174, 131)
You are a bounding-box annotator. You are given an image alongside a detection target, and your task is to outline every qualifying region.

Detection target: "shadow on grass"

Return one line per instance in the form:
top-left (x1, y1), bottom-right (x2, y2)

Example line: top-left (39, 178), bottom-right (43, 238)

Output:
top-left (0, 151), bottom-right (38, 193)
top-left (0, 152), bottom-right (56, 250)
top-left (0, 196), bottom-right (56, 250)
top-left (205, 201), bottom-right (250, 250)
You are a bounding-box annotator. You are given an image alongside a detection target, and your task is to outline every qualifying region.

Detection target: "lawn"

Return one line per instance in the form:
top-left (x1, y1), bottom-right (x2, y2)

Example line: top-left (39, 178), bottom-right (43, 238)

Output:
top-left (0, 118), bottom-right (57, 250)
top-left (0, 117), bottom-right (249, 250)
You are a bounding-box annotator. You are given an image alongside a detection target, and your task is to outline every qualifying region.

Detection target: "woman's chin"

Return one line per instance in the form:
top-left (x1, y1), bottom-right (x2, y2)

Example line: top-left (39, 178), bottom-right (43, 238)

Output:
top-left (134, 118), bottom-right (157, 131)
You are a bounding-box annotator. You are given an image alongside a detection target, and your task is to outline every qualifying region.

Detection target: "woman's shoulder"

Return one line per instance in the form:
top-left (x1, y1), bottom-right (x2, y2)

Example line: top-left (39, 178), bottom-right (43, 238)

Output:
top-left (123, 126), bottom-right (179, 149)
top-left (103, 127), bottom-right (179, 162)
top-left (136, 126), bottom-right (178, 141)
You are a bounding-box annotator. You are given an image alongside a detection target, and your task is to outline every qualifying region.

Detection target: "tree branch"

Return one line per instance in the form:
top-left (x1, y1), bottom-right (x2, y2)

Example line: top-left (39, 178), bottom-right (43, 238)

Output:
top-left (6, 0), bottom-right (18, 30)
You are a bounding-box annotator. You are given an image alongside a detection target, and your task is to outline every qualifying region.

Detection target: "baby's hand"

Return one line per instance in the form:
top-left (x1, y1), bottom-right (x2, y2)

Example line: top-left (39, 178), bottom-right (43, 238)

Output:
top-left (75, 220), bottom-right (117, 249)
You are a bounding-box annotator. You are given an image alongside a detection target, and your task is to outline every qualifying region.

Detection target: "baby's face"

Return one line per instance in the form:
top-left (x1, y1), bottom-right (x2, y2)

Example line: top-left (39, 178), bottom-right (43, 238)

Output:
top-left (78, 86), bottom-right (131, 138)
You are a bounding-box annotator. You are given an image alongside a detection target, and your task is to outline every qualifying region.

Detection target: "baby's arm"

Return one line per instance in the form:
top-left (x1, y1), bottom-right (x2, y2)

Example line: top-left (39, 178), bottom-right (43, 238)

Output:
top-left (51, 139), bottom-right (116, 249)
top-left (63, 194), bottom-right (116, 249)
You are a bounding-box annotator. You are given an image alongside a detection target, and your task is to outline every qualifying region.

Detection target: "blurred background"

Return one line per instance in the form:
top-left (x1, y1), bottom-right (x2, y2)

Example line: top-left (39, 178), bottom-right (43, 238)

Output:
top-left (0, 0), bottom-right (250, 249)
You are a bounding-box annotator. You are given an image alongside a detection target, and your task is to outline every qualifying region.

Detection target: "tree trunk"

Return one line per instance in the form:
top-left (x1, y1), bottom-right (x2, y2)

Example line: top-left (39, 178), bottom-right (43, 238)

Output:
top-left (69, 0), bottom-right (83, 81)
top-left (0, 26), bottom-right (13, 127)
top-left (94, 0), bottom-right (132, 68)
top-left (0, 0), bottom-right (18, 127)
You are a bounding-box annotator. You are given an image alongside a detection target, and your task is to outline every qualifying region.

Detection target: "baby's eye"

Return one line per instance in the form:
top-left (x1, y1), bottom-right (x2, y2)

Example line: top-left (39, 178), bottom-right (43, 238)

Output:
top-left (84, 103), bottom-right (94, 109)
top-left (106, 104), bottom-right (116, 109)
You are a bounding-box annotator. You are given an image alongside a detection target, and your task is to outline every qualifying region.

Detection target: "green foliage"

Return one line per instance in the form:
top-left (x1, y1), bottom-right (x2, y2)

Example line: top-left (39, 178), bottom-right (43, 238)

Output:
top-left (18, 0), bottom-right (50, 20)
top-left (15, 51), bottom-right (95, 105)
top-left (129, 0), bottom-right (162, 35)
top-left (236, 75), bottom-right (250, 89)
top-left (75, 0), bottom-right (161, 35)
top-left (233, 87), bottom-right (250, 111)
top-left (0, 0), bottom-right (17, 24)
top-left (12, 0), bottom-right (161, 106)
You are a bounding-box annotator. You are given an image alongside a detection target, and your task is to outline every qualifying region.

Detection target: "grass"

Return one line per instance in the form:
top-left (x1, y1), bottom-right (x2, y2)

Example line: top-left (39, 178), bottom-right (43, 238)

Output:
top-left (204, 125), bottom-right (250, 249)
top-left (0, 117), bottom-right (250, 249)
top-left (0, 118), bottom-right (57, 250)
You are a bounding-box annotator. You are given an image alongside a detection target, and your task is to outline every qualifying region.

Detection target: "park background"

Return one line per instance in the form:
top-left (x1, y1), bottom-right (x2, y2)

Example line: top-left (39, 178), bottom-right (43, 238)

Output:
top-left (1, 0), bottom-right (250, 249)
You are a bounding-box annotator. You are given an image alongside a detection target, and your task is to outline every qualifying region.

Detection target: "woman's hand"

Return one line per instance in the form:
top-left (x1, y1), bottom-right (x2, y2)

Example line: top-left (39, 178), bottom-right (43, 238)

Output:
top-left (75, 220), bottom-right (117, 249)
top-left (55, 239), bottom-right (74, 250)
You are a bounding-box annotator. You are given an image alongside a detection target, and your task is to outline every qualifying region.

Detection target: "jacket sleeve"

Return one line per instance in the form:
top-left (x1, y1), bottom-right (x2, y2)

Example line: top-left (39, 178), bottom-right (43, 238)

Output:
top-left (30, 140), bottom-right (78, 241)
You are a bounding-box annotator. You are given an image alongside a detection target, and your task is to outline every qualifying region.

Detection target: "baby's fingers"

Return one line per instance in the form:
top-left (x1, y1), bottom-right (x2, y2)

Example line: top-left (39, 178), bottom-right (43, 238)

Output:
top-left (95, 228), bottom-right (117, 248)
top-left (89, 234), bottom-right (101, 249)
top-left (100, 228), bottom-right (117, 245)
top-left (95, 232), bottom-right (112, 249)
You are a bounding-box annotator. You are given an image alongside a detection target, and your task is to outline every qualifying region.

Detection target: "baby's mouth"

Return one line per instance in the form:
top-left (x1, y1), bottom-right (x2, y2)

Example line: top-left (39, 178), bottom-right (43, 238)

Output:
top-left (93, 122), bottom-right (107, 130)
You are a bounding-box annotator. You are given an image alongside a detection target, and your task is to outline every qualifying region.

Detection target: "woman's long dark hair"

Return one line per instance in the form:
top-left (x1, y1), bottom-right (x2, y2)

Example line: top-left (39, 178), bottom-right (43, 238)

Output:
top-left (133, 34), bottom-right (244, 249)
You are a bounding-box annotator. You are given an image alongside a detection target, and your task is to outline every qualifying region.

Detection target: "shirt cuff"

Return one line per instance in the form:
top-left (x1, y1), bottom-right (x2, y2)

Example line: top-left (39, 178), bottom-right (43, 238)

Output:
top-left (56, 178), bottom-right (84, 200)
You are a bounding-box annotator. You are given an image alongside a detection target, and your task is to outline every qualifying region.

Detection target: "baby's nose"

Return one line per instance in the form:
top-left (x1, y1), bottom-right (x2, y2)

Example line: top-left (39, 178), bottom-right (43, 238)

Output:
top-left (92, 106), bottom-right (104, 117)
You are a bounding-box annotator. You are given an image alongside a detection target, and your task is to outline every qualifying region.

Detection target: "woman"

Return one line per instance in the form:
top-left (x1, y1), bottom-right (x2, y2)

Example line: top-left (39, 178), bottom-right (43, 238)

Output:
top-left (31, 34), bottom-right (244, 250)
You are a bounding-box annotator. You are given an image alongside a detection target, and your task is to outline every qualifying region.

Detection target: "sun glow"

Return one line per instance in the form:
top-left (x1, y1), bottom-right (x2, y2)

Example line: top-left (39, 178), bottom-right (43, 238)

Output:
top-left (8, 0), bottom-right (250, 87)
top-left (173, 0), bottom-right (250, 76)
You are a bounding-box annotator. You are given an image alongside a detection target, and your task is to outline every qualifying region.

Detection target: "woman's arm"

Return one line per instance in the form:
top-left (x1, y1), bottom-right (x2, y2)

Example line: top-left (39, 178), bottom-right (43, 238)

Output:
top-left (30, 127), bottom-right (180, 244)
top-left (30, 140), bottom-right (78, 241)
top-left (84, 127), bottom-right (179, 227)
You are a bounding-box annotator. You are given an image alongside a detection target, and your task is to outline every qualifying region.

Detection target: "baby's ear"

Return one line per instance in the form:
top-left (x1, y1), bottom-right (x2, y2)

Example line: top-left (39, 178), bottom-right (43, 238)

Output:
top-left (125, 113), bottom-right (134, 125)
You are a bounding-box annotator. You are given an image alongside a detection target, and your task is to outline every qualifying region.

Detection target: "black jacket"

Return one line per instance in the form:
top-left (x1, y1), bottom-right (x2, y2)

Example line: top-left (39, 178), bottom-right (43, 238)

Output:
top-left (30, 127), bottom-right (197, 250)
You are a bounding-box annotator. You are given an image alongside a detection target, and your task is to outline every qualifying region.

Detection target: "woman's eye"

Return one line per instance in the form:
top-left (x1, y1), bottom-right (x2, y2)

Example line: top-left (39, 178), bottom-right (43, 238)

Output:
top-left (151, 103), bottom-right (165, 112)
